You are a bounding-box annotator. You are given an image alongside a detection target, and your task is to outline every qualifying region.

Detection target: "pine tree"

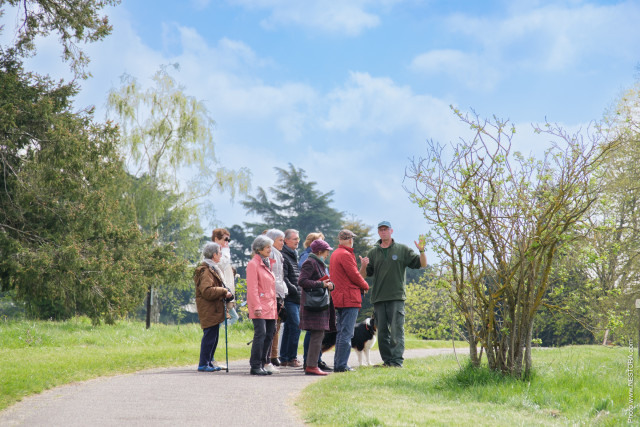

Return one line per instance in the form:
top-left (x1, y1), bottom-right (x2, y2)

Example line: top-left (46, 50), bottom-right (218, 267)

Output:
top-left (242, 164), bottom-right (343, 246)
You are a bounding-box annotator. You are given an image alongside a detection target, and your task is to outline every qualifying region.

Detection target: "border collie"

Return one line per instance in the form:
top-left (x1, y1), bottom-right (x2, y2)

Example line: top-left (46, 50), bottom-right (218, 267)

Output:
top-left (321, 317), bottom-right (377, 367)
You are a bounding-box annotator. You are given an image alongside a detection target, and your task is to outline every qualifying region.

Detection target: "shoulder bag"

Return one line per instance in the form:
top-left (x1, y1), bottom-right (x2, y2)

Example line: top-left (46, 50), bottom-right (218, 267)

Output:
top-left (303, 273), bottom-right (330, 312)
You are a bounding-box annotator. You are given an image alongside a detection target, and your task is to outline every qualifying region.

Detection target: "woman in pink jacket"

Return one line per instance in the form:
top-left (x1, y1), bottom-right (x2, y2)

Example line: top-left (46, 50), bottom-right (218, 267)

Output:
top-left (246, 235), bottom-right (278, 376)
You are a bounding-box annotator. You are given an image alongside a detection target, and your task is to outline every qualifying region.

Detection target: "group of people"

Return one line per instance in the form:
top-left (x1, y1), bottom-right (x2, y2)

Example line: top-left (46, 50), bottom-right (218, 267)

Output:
top-left (192, 221), bottom-right (427, 376)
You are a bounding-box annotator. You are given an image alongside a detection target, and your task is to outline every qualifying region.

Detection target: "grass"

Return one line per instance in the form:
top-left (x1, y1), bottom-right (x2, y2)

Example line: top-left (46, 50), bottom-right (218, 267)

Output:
top-left (5, 318), bottom-right (629, 425)
top-left (0, 317), bottom-right (463, 412)
top-left (0, 317), bottom-right (255, 411)
top-left (297, 345), bottom-right (636, 426)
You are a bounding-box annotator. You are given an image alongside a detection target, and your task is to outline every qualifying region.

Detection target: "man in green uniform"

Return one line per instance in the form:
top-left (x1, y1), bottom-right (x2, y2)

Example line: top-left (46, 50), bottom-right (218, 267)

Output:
top-left (359, 221), bottom-right (427, 367)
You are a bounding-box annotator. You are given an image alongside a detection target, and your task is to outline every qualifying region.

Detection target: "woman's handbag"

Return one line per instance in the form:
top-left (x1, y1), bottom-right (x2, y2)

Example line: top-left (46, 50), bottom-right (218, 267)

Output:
top-left (303, 287), bottom-right (329, 311)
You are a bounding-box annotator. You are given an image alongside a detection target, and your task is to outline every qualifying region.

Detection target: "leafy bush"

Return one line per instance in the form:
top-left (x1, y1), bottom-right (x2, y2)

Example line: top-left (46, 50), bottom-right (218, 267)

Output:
top-left (405, 274), bottom-right (463, 340)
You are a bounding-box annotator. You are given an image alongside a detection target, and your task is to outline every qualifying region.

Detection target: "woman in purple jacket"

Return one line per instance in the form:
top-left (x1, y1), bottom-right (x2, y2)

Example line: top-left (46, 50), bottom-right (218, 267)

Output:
top-left (298, 239), bottom-right (335, 376)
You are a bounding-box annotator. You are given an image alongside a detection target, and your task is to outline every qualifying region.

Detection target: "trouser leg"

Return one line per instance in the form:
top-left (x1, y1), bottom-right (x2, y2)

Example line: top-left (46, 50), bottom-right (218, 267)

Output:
top-left (270, 318), bottom-right (281, 359)
top-left (250, 319), bottom-right (266, 369)
top-left (306, 330), bottom-right (324, 368)
top-left (388, 300), bottom-right (405, 366)
top-left (334, 307), bottom-right (359, 370)
top-left (262, 319), bottom-right (276, 366)
top-left (303, 330), bottom-right (310, 364)
top-left (374, 302), bottom-right (392, 364)
top-left (227, 302), bottom-right (239, 326)
top-left (280, 302), bottom-right (300, 361)
top-left (199, 324), bottom-right (220, 367)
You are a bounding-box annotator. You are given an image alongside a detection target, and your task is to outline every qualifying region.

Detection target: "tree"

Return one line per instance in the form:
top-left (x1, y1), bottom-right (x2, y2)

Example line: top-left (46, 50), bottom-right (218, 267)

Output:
top-left (405, 108), bottom-right (617, 377)
top-left (107, 64), bottom-right (250, 204)
top-left (107, 64), bottom-right (250, 326)
top-left (576, 82), bottom-right (640, 344)
top-left (242, 164), bottom-right (343, 246)
top-left (404, 269), bottom-right (464, 340)
top-left (0, 52), bottom-right (182, 323)
top-left (227, 224), bottom-right (254, 278)
top-left (341, 216), bottom-right (374, 258)
top-left (531, 243), bottom-right (598, 346)
top-left (1, 0), bottom-right (120, 78)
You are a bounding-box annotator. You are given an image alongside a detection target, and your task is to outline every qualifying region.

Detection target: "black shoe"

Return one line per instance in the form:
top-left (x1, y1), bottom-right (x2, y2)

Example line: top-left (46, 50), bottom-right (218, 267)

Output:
top-left (250, 368), bottom-right (269, 376)
top-left (318, 360), bottom-right (333, 372)
top-left (334, 366), bottom-right (354, 372)
top-left (270, 357), bottom-right (281, 367)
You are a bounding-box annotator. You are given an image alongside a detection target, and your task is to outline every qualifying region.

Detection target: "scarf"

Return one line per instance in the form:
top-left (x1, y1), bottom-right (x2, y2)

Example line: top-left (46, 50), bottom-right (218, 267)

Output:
top-left (261, 256), bottom-right (271, 270)
top-left (308, 252), bottom-right (326, 266)
top-left (203, 258), bottom-right (224, 282)
top-left (308, 253), bottom-right (328, 276)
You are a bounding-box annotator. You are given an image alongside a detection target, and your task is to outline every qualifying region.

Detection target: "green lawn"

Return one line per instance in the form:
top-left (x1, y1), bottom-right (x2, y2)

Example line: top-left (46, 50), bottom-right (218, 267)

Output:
top-left (0, 317), bottom-right (462, 411)
top-left (2, 318), bottom-right (633, 426)
top-left (0, 317), bottom-right (255, 411)
top-left (297, 345), bottom-right (636, 426)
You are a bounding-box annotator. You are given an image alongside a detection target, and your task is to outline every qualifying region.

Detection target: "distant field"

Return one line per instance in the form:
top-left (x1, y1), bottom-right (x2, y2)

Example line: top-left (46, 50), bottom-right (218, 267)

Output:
top-left (0, 317), bottom-right (463, 411)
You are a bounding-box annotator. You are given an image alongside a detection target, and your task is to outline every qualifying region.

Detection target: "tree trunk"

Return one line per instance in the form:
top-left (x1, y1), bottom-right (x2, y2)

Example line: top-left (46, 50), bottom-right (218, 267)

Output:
top-left (146, 286), bottom-right (151, 329)
top-left (523, 321), bottom-right (533, 378)
top-left (469, 338), bottom-right (480, 367)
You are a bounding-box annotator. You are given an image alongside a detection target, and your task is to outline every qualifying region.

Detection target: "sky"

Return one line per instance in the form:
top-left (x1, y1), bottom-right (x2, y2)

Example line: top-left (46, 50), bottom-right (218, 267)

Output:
top-left (1, 0), bottom-right (639, 260)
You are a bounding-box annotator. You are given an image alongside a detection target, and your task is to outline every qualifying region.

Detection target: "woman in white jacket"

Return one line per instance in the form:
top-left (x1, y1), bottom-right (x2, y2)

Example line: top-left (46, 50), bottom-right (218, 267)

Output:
top-left (211, 228), bottom-right (238, 369)
top-left (264, 228), bottom-right (287, 372)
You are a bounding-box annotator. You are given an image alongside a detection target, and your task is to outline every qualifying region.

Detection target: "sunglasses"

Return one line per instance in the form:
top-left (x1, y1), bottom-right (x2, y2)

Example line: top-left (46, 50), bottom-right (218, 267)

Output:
top-left (224, 237), bottom-right (231, 242)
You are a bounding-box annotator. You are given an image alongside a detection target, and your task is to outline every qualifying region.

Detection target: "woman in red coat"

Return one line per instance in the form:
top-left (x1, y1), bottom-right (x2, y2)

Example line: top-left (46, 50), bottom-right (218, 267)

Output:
top-left (246, 235), bottom-right (278, 376)
top-left (298, 239), bottom-right (335, 376)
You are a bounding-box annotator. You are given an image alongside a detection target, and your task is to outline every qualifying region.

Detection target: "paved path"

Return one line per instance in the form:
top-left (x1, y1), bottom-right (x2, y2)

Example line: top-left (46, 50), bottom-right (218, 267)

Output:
top-left (0, 348), bottom-right (457, 426)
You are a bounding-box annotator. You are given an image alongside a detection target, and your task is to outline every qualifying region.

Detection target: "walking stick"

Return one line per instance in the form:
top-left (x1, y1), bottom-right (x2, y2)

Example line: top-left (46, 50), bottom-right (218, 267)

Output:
top-left (224, 302), bottom-right (229, 373)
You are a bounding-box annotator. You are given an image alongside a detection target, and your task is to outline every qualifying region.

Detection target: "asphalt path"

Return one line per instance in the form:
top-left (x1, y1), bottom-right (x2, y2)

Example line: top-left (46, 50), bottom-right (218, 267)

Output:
top-left (0, 347), bottom-right (457, 426)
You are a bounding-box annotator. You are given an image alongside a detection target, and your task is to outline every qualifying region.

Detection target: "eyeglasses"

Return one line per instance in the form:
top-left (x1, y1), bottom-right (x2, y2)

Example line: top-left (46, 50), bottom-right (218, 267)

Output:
top-left (224, 237), bottom-right (231, 242)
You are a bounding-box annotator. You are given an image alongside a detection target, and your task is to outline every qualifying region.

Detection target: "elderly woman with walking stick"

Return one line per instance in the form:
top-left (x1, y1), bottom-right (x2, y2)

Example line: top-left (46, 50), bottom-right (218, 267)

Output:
top-left (194, 242), bottom-right (233, 372)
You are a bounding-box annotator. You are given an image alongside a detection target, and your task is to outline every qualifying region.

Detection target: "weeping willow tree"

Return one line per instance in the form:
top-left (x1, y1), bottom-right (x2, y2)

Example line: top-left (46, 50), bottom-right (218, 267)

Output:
top-left (405, 108), bottom-right (618, 377)
top-left (107, 64), bottom-right (250, 326)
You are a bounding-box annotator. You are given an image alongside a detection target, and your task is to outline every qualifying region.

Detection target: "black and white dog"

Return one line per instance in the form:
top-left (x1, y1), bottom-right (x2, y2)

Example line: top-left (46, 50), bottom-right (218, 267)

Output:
top-left (322, 316), bottom-right (377, 366)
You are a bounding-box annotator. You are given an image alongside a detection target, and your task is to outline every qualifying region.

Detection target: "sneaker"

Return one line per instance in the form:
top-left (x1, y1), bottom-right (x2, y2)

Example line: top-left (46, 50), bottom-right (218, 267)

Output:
top-left (198, 365), bottom-right (219, 372)
top-left (263, 363), bottom-right (280, 374)
top-left (211, 361), bottom-right (227, 369)
top-left (317, 360), bottom-right (333, 372)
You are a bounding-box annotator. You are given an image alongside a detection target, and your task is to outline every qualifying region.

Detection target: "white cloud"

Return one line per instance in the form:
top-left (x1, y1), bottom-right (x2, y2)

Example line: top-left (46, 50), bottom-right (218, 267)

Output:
top-left (226, 0), bottom-right (404, 35)
top-left (410, 49), bottom-right (501, 91)
top-left (411, 1), bottom-right (640, 88)
top-left (323, 71), bottom-right (459, 141)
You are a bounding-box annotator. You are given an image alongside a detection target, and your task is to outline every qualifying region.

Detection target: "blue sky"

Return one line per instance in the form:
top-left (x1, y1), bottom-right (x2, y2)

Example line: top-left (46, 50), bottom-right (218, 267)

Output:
top-left (2, 0), bottom-right (639, 257)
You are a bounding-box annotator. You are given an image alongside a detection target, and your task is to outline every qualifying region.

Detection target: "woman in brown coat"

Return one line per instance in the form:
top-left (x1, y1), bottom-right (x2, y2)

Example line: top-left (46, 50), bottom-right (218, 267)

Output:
top-left (194, 242), bottom-right (232, 372)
